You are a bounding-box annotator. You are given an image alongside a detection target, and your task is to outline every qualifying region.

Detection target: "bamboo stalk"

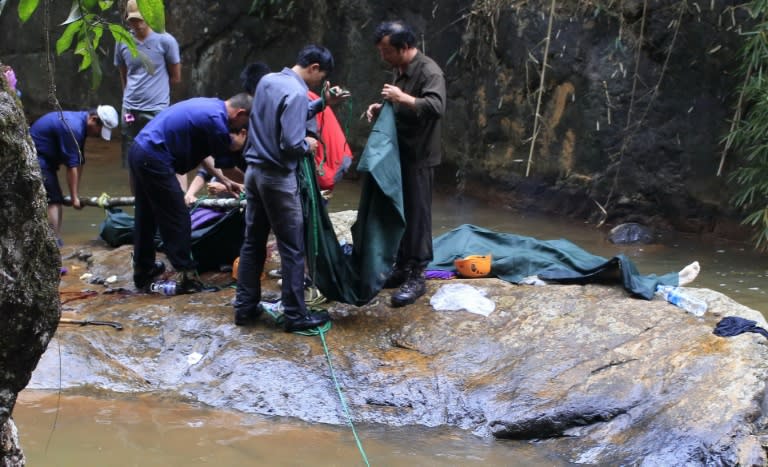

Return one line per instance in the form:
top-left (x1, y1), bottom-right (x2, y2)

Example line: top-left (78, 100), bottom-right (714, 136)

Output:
top-left (718, 64), bottom-right (752, 176)
top-left (525, 0), bottom-right (557, 177)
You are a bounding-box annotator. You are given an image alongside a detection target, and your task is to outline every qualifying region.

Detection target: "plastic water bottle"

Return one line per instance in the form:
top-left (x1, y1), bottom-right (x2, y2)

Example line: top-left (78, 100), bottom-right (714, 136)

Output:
top-left (150, 280), bottom-right (177, 296)
top-left (655, 285), bottom-right (707, 317)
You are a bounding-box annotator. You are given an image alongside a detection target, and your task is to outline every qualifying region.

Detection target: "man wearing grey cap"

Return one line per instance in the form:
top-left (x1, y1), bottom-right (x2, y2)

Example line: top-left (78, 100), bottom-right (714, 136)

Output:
top-left (30, 105), bottom-right (119, 245)
top-left (114, 0), bottom-right (181, 190)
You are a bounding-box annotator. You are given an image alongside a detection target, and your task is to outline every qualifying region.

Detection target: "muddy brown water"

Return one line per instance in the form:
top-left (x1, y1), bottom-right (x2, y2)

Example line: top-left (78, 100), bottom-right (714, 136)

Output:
top-left (14, 139), bottom-right (767, 465)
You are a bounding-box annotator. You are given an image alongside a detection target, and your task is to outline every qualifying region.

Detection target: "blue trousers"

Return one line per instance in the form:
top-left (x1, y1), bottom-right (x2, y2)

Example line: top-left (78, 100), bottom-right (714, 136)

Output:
top-left (234, 164), bottom-right (307, 318)
top-left (128, 144), bottom-right (195, 272)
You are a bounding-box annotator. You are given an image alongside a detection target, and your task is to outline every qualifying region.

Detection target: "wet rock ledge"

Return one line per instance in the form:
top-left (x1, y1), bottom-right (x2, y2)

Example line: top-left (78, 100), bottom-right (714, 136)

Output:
top-left (30, 228), bottom-right (768, 465)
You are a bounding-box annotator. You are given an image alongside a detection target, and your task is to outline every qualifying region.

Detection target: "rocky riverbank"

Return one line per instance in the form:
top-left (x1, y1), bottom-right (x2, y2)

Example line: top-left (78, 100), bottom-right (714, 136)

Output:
top-left (27, 231), bottom-right (768, 465)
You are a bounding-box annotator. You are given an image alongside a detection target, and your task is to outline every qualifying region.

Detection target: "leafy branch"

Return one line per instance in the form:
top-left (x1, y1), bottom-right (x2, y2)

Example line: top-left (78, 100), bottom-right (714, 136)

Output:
top-left (14, 0), bottom-right (166, 88)
top-left (724, 2), bottom-right (768, 251)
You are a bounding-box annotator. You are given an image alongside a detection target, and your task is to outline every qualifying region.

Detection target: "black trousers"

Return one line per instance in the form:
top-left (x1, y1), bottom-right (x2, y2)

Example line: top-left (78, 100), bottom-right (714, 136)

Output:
top-left (128, 144), bottom-right (195, 273)
top-left (234, 164), bottom-right (307, 318)
top-left (397, 164), bottom-right (434, 269)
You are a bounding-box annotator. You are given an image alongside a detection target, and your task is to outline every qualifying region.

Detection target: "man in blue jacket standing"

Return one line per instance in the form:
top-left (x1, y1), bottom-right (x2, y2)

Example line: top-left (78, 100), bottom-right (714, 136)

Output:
top-left (233, 45), bottom-right (347, 331)
top-left (31, 105), bottom-right (119, 245)
top-left (129, 93), bottom-right (251, 293)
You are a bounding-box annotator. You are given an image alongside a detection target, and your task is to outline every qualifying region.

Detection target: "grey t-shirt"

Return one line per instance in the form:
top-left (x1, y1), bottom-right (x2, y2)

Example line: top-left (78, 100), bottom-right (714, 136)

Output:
top-left (114, 31), bottom-right (181, 112)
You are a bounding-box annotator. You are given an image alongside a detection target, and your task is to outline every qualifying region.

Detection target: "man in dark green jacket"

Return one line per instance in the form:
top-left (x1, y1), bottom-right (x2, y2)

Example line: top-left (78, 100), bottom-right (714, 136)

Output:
top-left (365, 20), bottom-right (447, 307)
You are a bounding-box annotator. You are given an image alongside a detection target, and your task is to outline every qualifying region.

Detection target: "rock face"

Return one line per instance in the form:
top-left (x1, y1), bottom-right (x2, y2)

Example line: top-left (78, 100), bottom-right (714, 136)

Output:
top-left (29, 241), bottom-right (768, 465)
top-left (608, 222), bottom-right (655, 244)
top-left (0, 69), bottom-right (61, 465)
top-left (0, 0), bottom-right (753, 236)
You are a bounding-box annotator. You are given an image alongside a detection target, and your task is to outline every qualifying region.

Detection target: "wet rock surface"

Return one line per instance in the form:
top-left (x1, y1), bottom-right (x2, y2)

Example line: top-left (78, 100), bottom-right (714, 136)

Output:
top-left (607, 222), bottom-right (656, 244)
top-left (1, 75), bottom-right (60, 466)
top-left (31, 236), bottom-right (768, 465)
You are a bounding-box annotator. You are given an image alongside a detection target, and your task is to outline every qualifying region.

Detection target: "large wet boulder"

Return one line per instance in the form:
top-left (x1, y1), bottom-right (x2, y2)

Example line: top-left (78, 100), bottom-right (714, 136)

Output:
top-left (28, 236), bottom-right (768, 465)
top-left (0, 68), bottom-right (61, 466)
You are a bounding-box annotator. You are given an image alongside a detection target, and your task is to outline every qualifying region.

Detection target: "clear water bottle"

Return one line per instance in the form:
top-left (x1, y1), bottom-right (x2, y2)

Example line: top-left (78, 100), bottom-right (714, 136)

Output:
top-left (655, 285), bottom-right (707, 317)
top-left (150, 280), bottom-right (177, 296)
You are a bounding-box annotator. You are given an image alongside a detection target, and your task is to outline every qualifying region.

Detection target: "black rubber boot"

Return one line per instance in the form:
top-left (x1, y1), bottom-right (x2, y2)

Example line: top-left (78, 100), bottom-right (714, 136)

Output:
top-left (234, 303), bottom-right (265, 326)
top-left (391, 268), bottom-right (426, 307)
top-left (133, 260), bottom-right (166, 291)
top-left (383, 264), bottom-right (410, 289)
top-left (283, 309), bottom-right (331, 333)
top-left (174, 270), bottom-right (212, 295)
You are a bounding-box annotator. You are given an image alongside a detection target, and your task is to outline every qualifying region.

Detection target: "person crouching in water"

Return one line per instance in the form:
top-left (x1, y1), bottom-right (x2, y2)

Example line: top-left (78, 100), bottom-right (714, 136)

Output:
top-left (129, 93), bottom-right (251, 293)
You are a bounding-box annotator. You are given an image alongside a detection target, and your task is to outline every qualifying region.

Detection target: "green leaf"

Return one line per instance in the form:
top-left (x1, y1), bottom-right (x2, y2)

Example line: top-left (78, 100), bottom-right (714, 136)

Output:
top-left (17, 0), bottom-right (40, 23)
top-left (137, 0), bottom-right (165, 33)
top-left (91, 23), bottom-right (104, 48)
top-left (82, 0), bottom-right (98, 10)
top-left (109, 24), bottom-right (138, 57)
top-left (56, 20), bottom-right (82, 54)
top-left (98, 0), bottom-right (114, 11)
top-left (90, 53), bottom-right (103, 89)
top-left (74, 45), bottom-right (92, 72)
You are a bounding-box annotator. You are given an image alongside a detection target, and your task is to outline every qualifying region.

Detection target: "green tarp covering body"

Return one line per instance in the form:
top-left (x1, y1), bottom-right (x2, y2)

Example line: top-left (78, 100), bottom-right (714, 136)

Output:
top-left (300, 102), bottom-right (406, 306)
top-left (428, 224), bottom-right (678, 299)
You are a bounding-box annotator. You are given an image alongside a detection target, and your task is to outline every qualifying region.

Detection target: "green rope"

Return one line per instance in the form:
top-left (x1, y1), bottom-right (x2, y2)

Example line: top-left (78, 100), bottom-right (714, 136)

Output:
top-left (300, 157), bottom-right (321, 285)
top-left (295, 320), bottom-right (371, 466)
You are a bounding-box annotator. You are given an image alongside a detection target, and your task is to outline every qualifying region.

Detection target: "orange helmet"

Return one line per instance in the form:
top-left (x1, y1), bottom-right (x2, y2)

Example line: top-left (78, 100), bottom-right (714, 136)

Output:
top-left (454, 254), bottom-right (492, 278)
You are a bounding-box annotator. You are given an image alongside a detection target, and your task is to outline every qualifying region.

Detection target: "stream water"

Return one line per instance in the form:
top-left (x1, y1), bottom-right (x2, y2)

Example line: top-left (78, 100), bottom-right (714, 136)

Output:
top-left (14, 139), bottom-right (767, 465)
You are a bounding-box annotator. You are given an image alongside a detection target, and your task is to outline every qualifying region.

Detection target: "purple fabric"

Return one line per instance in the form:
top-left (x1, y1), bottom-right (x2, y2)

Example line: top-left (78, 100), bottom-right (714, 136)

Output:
top-left (190, 207), bottom-right (225, 230)
top-left (425, 269), bottom-right (456, 280)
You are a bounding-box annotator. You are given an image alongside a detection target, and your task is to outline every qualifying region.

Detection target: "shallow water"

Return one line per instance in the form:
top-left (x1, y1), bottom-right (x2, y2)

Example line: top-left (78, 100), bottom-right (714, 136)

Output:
top-left (28, 138), bottom-right (766, 465)
top-left (15, 391), bottom-right (561, 466)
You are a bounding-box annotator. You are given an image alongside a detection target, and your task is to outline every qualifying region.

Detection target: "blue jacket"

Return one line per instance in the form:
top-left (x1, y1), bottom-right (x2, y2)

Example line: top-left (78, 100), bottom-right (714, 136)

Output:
top-left (134, 97), bottom-right (236, 174)
top-left (30, 111), bottom-right (88, 171)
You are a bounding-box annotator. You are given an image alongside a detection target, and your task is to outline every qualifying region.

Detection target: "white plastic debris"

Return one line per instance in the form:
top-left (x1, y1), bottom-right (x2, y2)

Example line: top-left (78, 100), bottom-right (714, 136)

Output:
top-left (186, 352), bottom-right (203, 365)
top-left (79, 273), bottom-right (93, 281)
top-left (430, 283), bottom-right (496, 317)
top-left (105, 275), bottom-right (117, 283)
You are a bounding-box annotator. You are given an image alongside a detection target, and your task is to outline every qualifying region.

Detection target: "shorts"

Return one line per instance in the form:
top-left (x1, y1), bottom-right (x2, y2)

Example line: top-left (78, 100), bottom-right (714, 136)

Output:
top-left (41, 167), bottom-right (64, 204)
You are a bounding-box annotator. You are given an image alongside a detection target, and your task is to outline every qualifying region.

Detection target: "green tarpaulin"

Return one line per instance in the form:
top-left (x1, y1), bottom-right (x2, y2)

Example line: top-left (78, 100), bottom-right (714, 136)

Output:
top-left (428, 224), bottom-right (678, 299)
top-left (300, 102), bottom-right (406, 306)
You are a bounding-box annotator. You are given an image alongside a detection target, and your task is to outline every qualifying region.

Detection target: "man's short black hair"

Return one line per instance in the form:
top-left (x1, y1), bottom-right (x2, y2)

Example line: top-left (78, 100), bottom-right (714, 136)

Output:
top-left (374, 20), bottom-right (416, 50)
top-left (228, 92), bottom-right (253, 114)
top-left (240, 62), bottom-right (271, 95)
top-left (296, 44), bottom-right (335, 73)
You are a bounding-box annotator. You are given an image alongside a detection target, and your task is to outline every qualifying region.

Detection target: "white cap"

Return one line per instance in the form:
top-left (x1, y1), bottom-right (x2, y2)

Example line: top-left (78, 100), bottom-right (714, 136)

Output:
top-left (96, 105), bottom-right (119, 141)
